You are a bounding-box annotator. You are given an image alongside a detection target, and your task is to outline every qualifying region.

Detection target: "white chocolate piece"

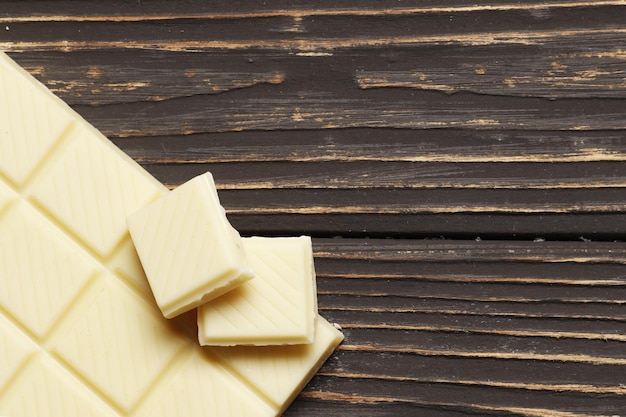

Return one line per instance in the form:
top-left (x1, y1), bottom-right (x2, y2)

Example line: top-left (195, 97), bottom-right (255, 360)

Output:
top-left (127, 172), bottom-right (254, 318)
top-left (0, 65), bottom-right (74, 187)
top-left (0, 200), bottom-right (102, 339)
top-left (198, 236), bottom-right (317, 346)
top-left (0, 51), bottom-right (342, 417)
top-left (1, 354), bottom-right (119, 417)
top-left (212, 316), bottom-right (344, 414)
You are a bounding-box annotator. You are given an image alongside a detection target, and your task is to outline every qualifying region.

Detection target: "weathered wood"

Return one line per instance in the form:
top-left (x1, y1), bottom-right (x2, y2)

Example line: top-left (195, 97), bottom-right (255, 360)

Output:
top-left (4, 2), bottom-right (626, 415)
top-left (356, 60), bottom-right (626, 99)
top-left (2, 2), bottom-right (625, 42)
top-left (1, 1), bottom-right (624, 16)
top-left (7, 45), bottom-right (626, 237)
top-left (218, 187), bottom-right (626, 239)
top-left (114, 130), bottom-right (626, 163)
top-left (145, 161), bottom-right (626, 190)
top-left (7, 38), bottom-right (626, 134)
top-left (20, 64), bottom-right (284, 105)
top-left (227, 212), bottom-right (626, 239)
top-left (219, 187), bottom-right (626, 214)
top-left (289, 239), bottom-right (626, 416)
top-left (74, 94), bottom-right (626, 135)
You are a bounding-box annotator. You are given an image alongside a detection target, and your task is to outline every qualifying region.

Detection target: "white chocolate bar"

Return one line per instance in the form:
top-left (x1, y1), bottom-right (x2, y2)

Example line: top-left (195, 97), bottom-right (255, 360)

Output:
top-left (0, 51), bottom-right (343, 417)
top-left (212, 316), bottom-right (342, 415)
top-left (127, 172), bottom-right (253, 318)
top-left (198, 236), bottom-right (317, 346)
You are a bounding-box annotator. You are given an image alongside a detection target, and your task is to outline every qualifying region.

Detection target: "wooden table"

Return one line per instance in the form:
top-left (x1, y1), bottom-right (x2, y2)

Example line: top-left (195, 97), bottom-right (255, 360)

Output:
top-left (3, 1), bottom-right (626, 415)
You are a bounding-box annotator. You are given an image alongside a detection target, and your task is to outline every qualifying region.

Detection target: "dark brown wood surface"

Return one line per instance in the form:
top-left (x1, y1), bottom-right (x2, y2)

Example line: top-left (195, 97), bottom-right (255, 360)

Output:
top-left (2, 1), bottom-right (626, 415)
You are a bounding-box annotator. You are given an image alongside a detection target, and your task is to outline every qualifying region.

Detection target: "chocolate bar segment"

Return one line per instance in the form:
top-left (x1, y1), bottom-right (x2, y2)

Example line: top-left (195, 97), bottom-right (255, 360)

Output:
top-left (0, 51), bottom-right (342, 416)
top-left (198, 236), bottom-right (317, 346)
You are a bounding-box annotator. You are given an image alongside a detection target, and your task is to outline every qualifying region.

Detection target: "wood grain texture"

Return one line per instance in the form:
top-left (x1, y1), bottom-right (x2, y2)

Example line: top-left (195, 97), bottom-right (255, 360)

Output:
top-left (300, 239), bottom-right (626, 417)
top-left (2, 1), bottom-right (626, 415)
top-left (4, 0), bottom-right (626, 237)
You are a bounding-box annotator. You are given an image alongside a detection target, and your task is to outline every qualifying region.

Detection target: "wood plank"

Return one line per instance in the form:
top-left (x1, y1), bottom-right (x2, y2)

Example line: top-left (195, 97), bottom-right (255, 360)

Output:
top-left (114, 129), bottom-right (626, 164)
top-left (304, 375), bottom-right (626, 416)
top-left (284, 239), bottom-right (626, 416)
top-left (218, 188), bottom-right (626, 214)
top-left (7, 42), bottom-right (626, 135)
top-left (218, 187), bottom-right (626, 238)
top-left (227, 212), bottom-right (626, 239)
top-left (7, 48), bottom-right (625, 238)
top-left (146, 161), bottom-right (626, 190)
top-left (1, 1), bottom-right (624, 19)
top-left (312, 239), bottom-right (626, 261)
top-left (3, 24), bottom-right (626, 53)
